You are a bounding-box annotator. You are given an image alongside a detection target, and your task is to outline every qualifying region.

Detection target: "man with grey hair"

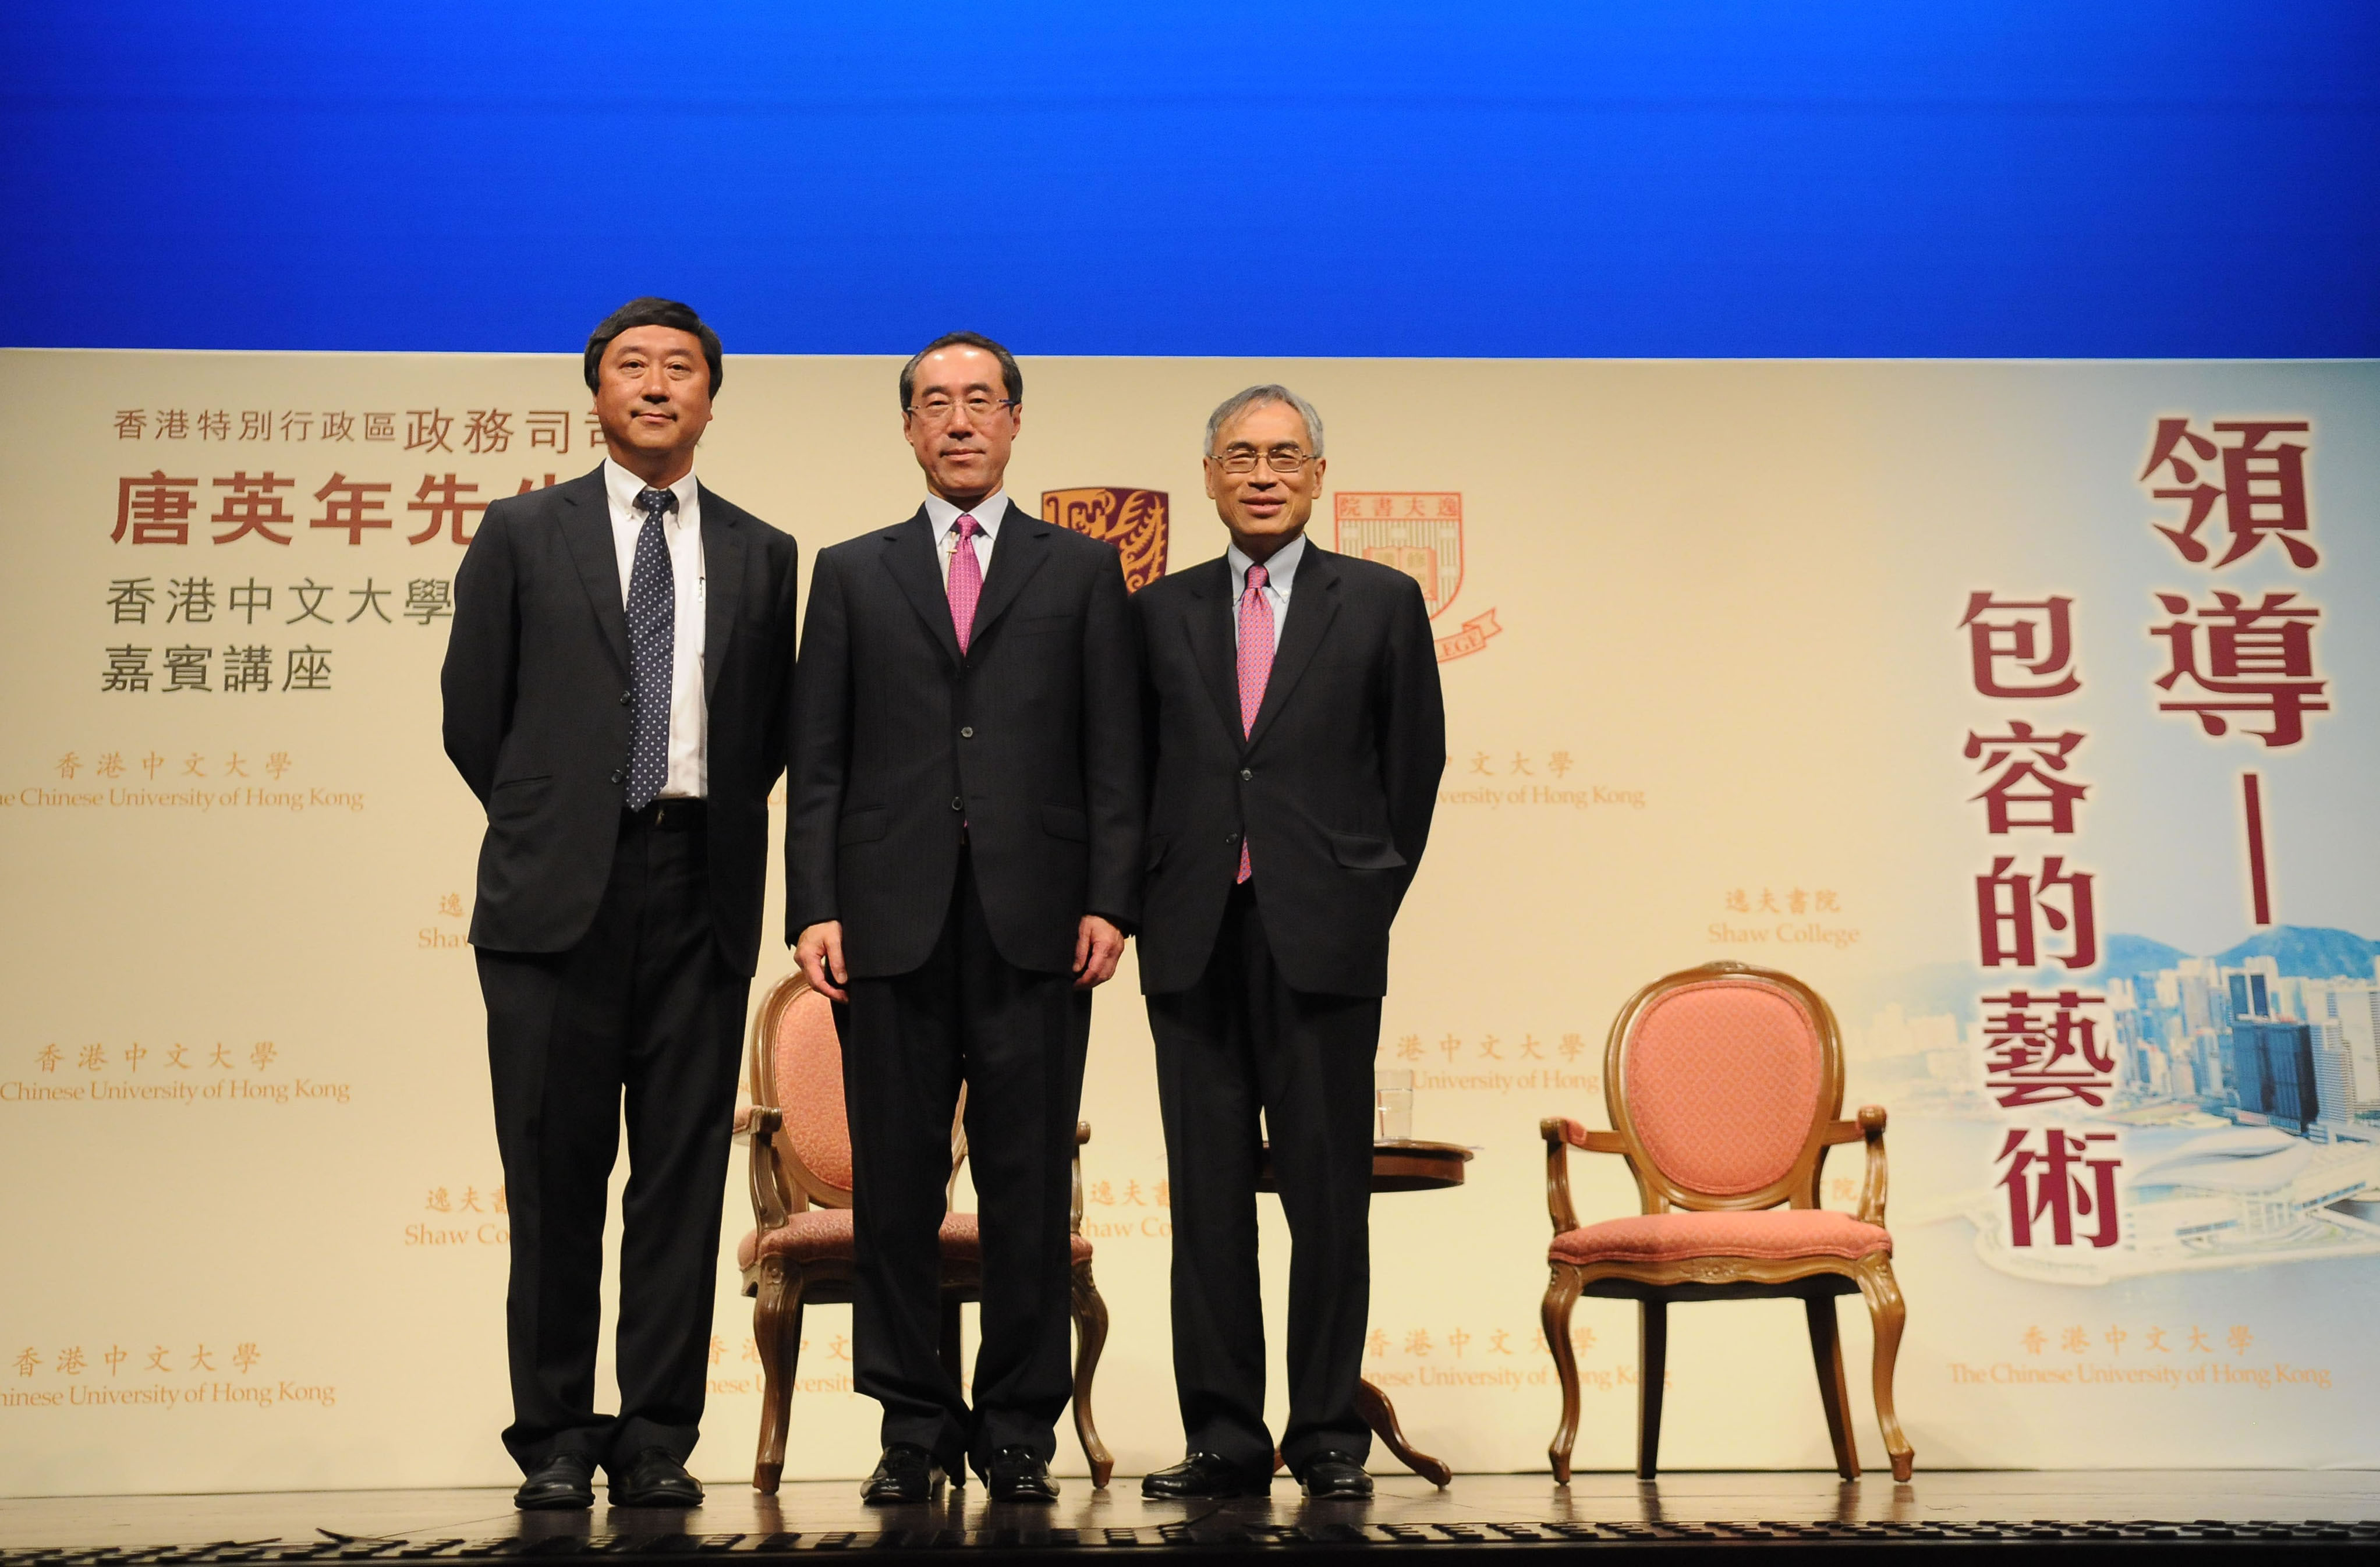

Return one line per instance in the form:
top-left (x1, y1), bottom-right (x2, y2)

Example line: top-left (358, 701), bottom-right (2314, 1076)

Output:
top-left (1130, 385), bottom-right (1445, 1500)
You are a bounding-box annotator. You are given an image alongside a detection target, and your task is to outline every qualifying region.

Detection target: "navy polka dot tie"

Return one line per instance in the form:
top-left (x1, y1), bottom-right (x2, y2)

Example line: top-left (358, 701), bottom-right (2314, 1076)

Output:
top-left (624, 486), bottom-right (677, 810)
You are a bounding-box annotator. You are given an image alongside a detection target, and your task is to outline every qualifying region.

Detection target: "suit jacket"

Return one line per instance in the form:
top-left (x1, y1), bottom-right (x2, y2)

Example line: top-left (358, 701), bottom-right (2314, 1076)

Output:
top-left (785, 501), bottom-right (1143, 979)
top-left (1133, 544), bottom-right (1446, 997)
top-left (441, 466), bottom-right (802, 977)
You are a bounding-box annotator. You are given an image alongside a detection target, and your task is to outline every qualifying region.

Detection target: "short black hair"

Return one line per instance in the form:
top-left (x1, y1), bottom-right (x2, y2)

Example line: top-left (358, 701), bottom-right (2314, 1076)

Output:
top-left (899, 331), bottom-right (1022, 410)
top-left (584, 297), bottom-right (724, 397)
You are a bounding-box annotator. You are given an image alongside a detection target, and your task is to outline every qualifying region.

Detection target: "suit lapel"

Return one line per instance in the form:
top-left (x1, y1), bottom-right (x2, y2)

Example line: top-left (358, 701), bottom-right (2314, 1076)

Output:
top-left (966, 498), bottom-right (1052, 650)
top-left (556, 468), bottom-right (630, 678)
top-left (882, 509), bottom-right (964, 671)
top-left (1178, 558), bottom-right (1244, 745)
top-left (696, 486), bottom-right (744, 703)
top-left (1246, 543), bottom-right (1340, 751)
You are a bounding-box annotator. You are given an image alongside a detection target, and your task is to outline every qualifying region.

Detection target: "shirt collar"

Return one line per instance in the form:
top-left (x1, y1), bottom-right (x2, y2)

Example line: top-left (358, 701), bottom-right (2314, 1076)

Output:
top-left (604, 458), bottom-right (698, 524)
top-left (924, 490), bottom-right (1008, 541)
top-left (1228, 531), bottom-right (1308, 599)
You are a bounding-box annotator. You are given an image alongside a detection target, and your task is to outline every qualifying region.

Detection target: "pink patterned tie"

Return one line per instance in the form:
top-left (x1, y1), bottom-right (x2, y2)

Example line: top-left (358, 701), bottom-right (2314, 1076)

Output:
top-left (1235, 562), bottom-right (1273, 884)
top-left (948, 514), bottom-right (983, 653)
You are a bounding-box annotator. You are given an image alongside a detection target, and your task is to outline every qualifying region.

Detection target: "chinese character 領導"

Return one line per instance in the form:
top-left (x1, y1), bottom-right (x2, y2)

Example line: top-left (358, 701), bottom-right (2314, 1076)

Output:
top-left (2140, 417), bottom-right (2315, 568)
top-left (2151, 590), bottom-right (2328, 749)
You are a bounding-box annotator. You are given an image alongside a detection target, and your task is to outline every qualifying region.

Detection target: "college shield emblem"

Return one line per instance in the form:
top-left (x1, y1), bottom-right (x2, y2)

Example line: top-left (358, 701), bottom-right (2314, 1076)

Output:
top-left (1041, 487), bottom-right (1170, 591)
top-left (1333, 492), bottom-right (1501, 660)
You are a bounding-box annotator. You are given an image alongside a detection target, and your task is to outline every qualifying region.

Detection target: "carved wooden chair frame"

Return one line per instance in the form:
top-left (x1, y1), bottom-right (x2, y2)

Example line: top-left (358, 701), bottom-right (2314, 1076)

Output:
top-left (737, 970), bottom-right (1114, 1491)
top-left (1540, 959), bottom-right (1913, 1482)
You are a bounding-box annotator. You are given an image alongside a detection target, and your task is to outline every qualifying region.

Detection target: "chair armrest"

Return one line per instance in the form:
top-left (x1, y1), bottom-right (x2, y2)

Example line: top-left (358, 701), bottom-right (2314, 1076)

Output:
top-left (1537, 1116), bottom-right (1607, 1235)
top-left (1071, 1121), bottom-right (1091, 1234)
top-left (1550, 1116), bottom-right (1626, 1154)
top-left (746, 1105), bottom-right (789, 1232)
top-left (1853, 1104), bottom-right (1889, 1226)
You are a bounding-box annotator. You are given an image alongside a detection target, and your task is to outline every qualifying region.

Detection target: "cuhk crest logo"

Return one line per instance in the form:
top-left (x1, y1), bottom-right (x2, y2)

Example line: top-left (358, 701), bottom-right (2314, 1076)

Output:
top-left (1333, 492), bottom-right (1501, 661)
top-left (1042, 487), bottom-right (1170, 591)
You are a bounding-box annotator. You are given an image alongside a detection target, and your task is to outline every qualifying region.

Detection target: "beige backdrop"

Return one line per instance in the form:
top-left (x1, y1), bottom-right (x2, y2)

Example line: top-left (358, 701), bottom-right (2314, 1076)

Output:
top-left (3, 349), bottom-right (2373, 1494)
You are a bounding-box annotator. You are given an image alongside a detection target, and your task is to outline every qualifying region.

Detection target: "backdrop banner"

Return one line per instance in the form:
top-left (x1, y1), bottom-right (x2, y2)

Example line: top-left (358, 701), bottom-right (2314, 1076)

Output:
top-left (2, 350), bottom-right (2375, 1494)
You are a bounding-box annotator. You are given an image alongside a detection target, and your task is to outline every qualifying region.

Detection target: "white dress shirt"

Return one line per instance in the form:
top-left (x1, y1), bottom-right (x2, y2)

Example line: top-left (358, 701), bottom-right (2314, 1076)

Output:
top-left (604, 458), bottom-right (707, 798)
top-left (923, 490), bottom-right (1008, 586)
top-left (1227, 531), bottom-right (1306, 654)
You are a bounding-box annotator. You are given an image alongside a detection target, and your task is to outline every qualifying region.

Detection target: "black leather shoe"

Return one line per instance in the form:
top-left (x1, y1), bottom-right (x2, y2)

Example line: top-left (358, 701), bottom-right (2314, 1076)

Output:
top-left (1141, 1452), bottom-right (1274, 1499)
top-left (982, 1445), bottom-right (1060, 1503)
top-left (1298, 1454), bottom-right (1373, 1500)
top-left (514, 1452), bottom-right (596, 1510)
top-left (862, 1443), bottom-right (961, 1504)
top-left (607, 1447), bottom-right (704, 1508)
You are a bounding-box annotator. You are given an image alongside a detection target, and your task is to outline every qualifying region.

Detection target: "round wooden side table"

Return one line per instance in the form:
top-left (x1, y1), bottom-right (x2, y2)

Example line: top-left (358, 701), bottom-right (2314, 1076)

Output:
top-left (1256, 1138), bottom-right (1474, 1487)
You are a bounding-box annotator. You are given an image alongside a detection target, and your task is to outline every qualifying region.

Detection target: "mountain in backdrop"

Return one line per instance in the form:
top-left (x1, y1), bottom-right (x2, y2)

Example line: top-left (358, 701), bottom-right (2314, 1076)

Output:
top-left (1850, 925), bottom-right (2377, 1026)
top-left (2209, 926), bottom-right (2380, 980)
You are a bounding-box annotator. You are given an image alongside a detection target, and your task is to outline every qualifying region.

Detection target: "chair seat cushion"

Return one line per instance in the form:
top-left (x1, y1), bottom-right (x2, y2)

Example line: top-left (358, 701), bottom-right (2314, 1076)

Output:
top-left (1551, 1208), bottom-right (1890, 1265)
top-left (739, 1210), bottom-right (1095, 1270)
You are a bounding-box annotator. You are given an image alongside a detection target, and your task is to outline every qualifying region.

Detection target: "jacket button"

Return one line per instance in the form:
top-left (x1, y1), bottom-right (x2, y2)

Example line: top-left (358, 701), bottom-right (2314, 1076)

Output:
top-left (960, 726), bottom-right (975, 739)
top-left (1239, 767), bottom-right (1253, 782)
top-left (611, 769), bottom-right (625, 785)
top-left (951, 797), bottom-right (965, 811)
top-left (1225, 832), bottom-right (1239, 845)
top-left (619, 690), bottom-right (632, 705)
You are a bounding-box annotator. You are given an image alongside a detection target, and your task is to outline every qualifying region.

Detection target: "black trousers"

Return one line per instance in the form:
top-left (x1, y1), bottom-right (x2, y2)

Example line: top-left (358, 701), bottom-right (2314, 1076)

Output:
top-left (1145, 879), bottom-right (1380, 1474)
top-left (837, 851), bottom-right (1091, 1466)
top-left (475, 810), bottom-right (749, 1473)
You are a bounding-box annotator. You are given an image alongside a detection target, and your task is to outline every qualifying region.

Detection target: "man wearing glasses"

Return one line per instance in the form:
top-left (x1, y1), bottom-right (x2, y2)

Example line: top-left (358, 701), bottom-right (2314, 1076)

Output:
top-left (787, 332), bottom-right (1142, 1504)
top-left (1132, 386), bottom-right (1445, 1501)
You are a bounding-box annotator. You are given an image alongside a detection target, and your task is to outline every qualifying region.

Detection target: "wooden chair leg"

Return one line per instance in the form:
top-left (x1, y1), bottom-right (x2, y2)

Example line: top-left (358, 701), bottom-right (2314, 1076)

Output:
top-left (1803, 1293), bottom-right (1860, 1481)
top-left (750, 1263), bottom-right (805, 1494)
top-left (1635, 1299), bottom-right (1667, 1480)
top-left (1069, 1261), bottom-right (1115, 1490)
top-left (1541, 1267), bottom-right (1584, 1483)
top-left (1855, 1257), bottom-right (1916, 1481)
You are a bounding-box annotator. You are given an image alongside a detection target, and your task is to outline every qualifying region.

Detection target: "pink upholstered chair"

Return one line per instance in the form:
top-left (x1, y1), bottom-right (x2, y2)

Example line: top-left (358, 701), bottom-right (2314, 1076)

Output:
top-left (1540, 960), bottom-right (1912, 1482)
top-left (735, 971), bottom-right (1114, 1491)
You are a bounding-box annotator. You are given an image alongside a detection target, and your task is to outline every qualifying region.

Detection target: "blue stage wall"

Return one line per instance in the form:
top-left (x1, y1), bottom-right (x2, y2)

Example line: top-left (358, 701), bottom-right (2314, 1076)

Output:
top-left (7, 2), bottom-right (2376, 359)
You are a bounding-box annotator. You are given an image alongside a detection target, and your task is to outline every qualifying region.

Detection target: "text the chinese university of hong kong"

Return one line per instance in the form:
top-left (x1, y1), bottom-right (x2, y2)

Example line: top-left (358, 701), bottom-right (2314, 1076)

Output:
top-left (1963, 416), bottom-right (2326, 1254)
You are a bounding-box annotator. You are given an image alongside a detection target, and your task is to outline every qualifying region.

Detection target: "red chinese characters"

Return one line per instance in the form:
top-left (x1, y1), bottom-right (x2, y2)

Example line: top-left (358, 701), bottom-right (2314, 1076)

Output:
top-left (1978, 989), bottom-right (2113, 1108)
top-left (1996, 1128), bottom-right (2122, 1249)
top-left (2150, 589), bottom-right (2329, 749)
top-left (113, 471), bottom-right (199, 545)
top-left (210, 472), bottom-right (297, 545)
top-left (2140, 417), bottom-right (2315, 568)
top-left (311, 474), bottom-right (394, 545)
top-left (1959, 593), bottom-right (2080, 698)
top-left (1964, 722), bottom-right (2088, 834)
top-left (1957, 586), bottom-right (2119, 1248)
top-left (1975, 855), bottom-right (2098, 971)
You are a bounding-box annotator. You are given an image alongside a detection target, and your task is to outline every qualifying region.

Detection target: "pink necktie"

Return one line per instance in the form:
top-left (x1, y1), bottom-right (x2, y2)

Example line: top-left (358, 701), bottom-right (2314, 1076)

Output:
top-left (948, 515), bottom-right (983, 653)
top-left (1235, 562), bottom-right (1274, 884)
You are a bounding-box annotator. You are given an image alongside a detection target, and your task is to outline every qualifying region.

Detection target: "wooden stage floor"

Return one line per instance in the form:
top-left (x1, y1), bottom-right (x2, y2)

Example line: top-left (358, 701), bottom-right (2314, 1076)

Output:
top-left (3, 1473), bottom-right (2376, 1559)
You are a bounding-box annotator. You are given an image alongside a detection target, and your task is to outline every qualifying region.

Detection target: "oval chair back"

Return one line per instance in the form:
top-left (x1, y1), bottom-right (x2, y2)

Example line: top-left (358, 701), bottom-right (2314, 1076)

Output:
top-left (1605, 963), bottom-right (1844, 1213)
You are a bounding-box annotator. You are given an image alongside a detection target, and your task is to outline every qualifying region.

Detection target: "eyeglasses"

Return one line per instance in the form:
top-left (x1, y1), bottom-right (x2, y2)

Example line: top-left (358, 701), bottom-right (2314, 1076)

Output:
top-left (1213, 447), bottom-right (1315, 474)
top-left (906, 395), bottom-right (1018, 426)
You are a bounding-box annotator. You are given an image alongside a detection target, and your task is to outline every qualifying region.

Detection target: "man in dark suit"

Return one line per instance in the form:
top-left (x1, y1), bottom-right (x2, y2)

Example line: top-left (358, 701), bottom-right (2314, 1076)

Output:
top-left (1132, 386), bottom-right (1445, 1501)
top-left (442, 298), bottom-right (801, 1511)
top-left (786, 332), bottom-right (1142, 1504)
